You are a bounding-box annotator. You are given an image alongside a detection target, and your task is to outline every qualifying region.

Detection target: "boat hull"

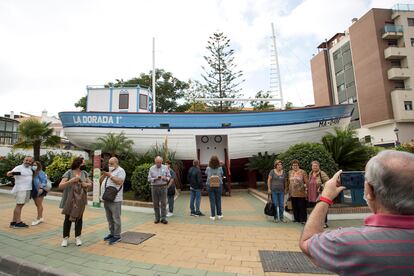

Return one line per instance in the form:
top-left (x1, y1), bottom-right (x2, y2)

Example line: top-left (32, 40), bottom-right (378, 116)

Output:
top-left (59, 105), bottom-right (353, 160)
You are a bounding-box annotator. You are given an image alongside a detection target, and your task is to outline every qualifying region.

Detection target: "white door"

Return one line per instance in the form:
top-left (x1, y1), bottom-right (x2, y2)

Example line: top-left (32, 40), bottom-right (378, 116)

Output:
top-left (196, 135), bottom-right (228, 165)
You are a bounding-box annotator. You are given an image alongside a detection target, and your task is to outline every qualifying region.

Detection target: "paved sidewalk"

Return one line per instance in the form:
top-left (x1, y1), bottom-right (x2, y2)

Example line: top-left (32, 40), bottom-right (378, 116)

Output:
top-left (0, 191), bottom-right (362, 275)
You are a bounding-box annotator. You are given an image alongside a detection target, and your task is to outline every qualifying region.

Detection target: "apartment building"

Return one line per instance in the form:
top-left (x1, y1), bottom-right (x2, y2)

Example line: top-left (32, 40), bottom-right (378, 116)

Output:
top-left (311, 4), bottom-right (414, 146)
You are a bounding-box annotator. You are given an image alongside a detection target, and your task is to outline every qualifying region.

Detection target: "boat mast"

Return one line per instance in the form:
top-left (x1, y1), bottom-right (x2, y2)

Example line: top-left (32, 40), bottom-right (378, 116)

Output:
top-left (270, 23), bottom-right (284, 109)
top-left (152, 37), bottom-right (156, 112)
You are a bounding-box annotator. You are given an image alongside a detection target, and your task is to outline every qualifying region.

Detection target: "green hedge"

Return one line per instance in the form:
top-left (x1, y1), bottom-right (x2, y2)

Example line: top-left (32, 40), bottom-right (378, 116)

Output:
top-left (131, 163), bottom-right (153, 201)
top-left (45, 155), bottom-right (73, 185)
top-left (278, 143), bottom-right (338, 177)
top-left (0, 153), bottom-right (25, 184)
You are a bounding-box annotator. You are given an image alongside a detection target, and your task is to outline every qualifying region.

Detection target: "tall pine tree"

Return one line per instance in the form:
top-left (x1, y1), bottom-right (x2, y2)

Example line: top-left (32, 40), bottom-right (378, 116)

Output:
top-left (201, 32), bottom-right (244, 111)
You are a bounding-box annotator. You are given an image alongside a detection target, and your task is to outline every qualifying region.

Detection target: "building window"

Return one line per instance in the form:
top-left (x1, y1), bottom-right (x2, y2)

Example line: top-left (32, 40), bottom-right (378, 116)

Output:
top-left (388, 40), bottom-right (398, 46)
top-left (390, 60), bottom-right (402, 67)
top-left (404, 101), bottom-right (413, 111)
top-left (346, 81), bottom-right (355, 88)
top-left (119, 91), bottom-right (129, 110)
top-left (139, 94), bottom-right (148, 110)
top-left (408, 18), bottom-right (414, 26)
top-left (337, 83), bottom-right (345, 91)
top-left (411, 38), bottom-right (414, 47)
top-left (394, 80), bottom-right (405, 89)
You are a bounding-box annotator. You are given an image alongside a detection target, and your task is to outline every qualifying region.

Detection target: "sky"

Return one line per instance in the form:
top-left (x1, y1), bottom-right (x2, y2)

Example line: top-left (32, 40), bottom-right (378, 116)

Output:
top-left (0, 0), bottom-right (407, 116)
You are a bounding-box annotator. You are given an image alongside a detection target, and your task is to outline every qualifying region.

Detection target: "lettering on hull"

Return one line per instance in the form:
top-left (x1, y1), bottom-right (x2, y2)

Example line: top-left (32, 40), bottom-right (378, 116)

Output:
top-left (72, 116), bottom-right (122, 124)
top-left (318, 118), bottom-right (340, 127)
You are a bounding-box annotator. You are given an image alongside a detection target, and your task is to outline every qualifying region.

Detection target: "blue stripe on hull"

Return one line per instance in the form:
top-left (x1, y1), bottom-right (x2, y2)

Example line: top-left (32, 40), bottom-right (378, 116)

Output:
top-left (59, 104), bottom-right (354, 129)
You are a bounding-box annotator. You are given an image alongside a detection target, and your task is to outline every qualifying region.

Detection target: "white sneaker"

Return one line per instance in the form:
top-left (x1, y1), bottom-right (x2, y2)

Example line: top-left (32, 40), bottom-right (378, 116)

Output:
top-left (166, 212), bottom-right (173, 217)
top-left (31, 218), bottom-right (44, 226)
top-left (209, 216), bottom-right (216, 221)
top-left (217, 215), bottom-right (223, 220)
top-left (61, 237), bottom-right (68, 247)
top-left (75, 236), bottom-right (82, 246)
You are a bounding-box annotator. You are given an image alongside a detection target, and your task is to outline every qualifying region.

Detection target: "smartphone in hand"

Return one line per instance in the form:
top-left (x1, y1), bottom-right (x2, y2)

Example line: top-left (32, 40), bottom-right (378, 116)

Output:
top-left (339, 171), bottom-right (365, 189)
top-left (11, 172), bottom-right (21, 176)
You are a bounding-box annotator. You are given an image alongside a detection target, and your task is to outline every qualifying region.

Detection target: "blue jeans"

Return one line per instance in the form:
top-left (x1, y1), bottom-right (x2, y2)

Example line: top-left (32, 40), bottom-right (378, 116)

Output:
top-left (167, 195), bottom-right (174, 213)
top-left (190, 188), bottom-right (201, 214)
top-left (271, 191), bottom-right (284, 220)
top-left (208, 186), bottom-right (222, 217)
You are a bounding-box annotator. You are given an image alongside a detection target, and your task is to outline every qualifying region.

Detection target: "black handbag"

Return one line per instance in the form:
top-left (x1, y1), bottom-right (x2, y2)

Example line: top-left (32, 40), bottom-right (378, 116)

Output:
top-left (102, 177), bottom-right (122, 202)
top-left (264, 194), bottom-right (275, 216)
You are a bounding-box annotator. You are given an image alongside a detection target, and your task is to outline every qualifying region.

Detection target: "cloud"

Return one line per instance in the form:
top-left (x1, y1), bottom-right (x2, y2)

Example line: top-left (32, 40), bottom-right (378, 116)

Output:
top-left (0, 0), bottom-right (403, 116)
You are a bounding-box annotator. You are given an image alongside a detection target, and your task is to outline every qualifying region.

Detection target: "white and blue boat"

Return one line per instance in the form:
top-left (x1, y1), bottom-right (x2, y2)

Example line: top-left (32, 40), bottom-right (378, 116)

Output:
top-left (59, 85), bottom-right (354, 165)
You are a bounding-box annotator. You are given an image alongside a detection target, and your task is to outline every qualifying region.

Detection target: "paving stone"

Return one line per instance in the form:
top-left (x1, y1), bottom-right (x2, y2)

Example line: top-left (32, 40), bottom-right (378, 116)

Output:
top-left (45, 259), bottom-right (66, 268)
top-left (25, 254), bottom-right (48, 264)
top-left (206, 272), bottom-right (236, 276)
top-left (128, 267), bottom-right (157, 276)
top-left (129, 261), bottom-right (155, 270)
top-left (66, 256), bottom-right (89, 265)
top-left (152, 264), bottom-right (179, 274)
top-left (177, 267), bottom-right (207, 276)
top-left (78, 267), bottom-right (107, 276)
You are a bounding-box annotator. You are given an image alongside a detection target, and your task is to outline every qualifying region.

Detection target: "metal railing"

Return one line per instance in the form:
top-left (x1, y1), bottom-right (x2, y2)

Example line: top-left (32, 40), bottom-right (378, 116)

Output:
top-left (392, 3), bottom-right (414, 12)
top-left (383, 24), bottom-right (404, 34)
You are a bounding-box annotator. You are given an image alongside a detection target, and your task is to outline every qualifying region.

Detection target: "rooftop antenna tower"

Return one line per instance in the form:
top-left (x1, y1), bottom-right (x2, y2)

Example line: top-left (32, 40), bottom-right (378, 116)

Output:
top-left (269, 22), bottom-right (284, 109)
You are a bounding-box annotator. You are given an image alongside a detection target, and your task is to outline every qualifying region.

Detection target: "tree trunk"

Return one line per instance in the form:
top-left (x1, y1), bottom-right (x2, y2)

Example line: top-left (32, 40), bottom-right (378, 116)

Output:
top-left (33, 141), bottom-right (41, 161)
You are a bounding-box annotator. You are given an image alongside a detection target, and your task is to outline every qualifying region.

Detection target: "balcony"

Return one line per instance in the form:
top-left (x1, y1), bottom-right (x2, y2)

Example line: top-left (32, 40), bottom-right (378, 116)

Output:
top-left (388, 67), bottom-right (410, 80)
top-left (382, 24), bottom-right (404, 40)
top-left (384, 46), bottom-right (407, 59)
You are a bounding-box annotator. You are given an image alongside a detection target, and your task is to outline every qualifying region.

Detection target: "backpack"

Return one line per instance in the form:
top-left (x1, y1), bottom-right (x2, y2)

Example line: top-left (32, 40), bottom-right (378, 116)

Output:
top-left (209, 168), bottom-right (221, 188)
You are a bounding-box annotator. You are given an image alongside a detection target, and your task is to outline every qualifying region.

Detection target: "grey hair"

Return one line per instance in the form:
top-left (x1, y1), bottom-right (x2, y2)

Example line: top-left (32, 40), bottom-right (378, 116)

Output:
top-left (365, 150), bottom-right (414, 215)
top-left (311, 160), bottom-right (320, 166)
top-left (155, 156), bottom-right (163, 162)
top-left (193, 159), bottom-right (199, 166)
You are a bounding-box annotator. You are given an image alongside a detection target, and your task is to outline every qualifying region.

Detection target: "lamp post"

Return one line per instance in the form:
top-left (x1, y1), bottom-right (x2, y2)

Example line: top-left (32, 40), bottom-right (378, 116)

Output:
top-left (393, 127), bottom-right (400, 147)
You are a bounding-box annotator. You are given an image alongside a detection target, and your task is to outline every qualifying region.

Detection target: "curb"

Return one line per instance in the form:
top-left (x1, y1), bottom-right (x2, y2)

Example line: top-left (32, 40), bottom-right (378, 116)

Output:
top-left (0, 255), bottom-right (80, 276)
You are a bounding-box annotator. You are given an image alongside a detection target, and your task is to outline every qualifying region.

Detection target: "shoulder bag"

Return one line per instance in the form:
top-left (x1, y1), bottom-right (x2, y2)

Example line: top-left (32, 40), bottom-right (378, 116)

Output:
top-left (264, 194), bottom-right (275, 216)
top-left (102, 177), bottom-right (122, 202)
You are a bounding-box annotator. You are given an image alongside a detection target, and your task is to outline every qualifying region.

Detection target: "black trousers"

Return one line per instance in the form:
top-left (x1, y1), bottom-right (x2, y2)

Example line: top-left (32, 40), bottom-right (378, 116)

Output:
top-left (291, 197), bottom-right (307, 223)
top-left (307, 202), bottom-right (328, 223)
top-left (63, 215), bottom-right (83, 238)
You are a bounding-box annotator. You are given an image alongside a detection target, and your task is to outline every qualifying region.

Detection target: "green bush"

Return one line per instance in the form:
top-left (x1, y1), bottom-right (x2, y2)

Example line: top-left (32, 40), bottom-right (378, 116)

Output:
top-left (278, 143), bottom-right (338, 177)
top-left (131, 163), bottom-right (153, 201)
top-left (39, 151), bottom-right (72, 169)
top-left (45, 155), bottom-right (73, 185)
top-left (396, 142), bottom-right (414, 154)
top-left (0, 152), bottom-right (25, 184)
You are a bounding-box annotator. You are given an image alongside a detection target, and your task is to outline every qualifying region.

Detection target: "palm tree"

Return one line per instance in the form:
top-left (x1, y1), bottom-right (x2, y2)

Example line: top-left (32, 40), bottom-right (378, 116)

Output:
top-left (322, 128), bottom-right (370, 170)
top-left (93, 132), bottom-right (134, 157)
top-left (14, 119), bottom-right (61, 161)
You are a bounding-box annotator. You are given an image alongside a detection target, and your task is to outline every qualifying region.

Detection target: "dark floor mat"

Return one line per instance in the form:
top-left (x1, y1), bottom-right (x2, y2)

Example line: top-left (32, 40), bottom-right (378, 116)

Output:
top-left (259, 250), bottom-right (333, 274)
top-left (120, 231), bottom-right (155, 245)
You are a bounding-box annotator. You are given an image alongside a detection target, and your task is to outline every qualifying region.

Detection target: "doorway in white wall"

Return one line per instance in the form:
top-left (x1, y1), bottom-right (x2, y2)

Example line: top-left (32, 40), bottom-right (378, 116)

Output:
top-left (196, 135), bottom-right (228, 165)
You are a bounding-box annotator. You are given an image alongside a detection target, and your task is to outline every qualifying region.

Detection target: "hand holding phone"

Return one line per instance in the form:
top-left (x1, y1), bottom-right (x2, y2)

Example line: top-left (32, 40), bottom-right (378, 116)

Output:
top-left (11, 172), bottom-right (21, 176)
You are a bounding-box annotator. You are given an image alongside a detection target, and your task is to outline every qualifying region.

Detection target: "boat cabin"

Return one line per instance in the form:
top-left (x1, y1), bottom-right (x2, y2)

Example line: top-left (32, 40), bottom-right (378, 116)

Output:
top-left (86, 85), bottom-right (153, 113)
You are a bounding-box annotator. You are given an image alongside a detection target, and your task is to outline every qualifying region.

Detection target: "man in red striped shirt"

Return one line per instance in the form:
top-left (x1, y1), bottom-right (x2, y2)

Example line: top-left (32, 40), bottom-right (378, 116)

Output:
top-left (299, 150), bottom-right (414, 275)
